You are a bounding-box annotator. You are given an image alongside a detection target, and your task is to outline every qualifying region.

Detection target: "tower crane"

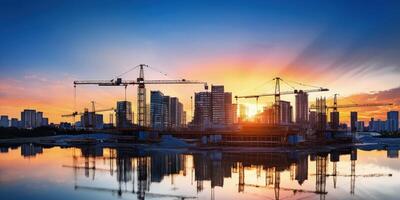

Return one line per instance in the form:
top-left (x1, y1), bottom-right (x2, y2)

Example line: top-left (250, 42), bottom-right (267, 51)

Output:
top-left (73, 64), bottom-right (208, 127)
top-left (234, 77), bottom-right (328, 124)
top-left (310, 94), bottom-right (393, 130)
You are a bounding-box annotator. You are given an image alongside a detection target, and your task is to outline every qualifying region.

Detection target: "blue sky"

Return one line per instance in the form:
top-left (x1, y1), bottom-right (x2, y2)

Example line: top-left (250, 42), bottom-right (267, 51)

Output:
top-left (1, 0), bottom-right (400, 121)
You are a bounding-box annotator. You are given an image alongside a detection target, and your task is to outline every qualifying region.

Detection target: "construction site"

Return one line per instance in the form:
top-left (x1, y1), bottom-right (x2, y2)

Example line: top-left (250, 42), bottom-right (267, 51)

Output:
top-left (60, 64), bottom-right (394, 147)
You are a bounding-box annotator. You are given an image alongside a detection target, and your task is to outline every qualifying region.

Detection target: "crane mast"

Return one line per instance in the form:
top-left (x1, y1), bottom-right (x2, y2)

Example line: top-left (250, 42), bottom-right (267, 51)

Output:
top-left (234, 77), bottom-right (328, 125)
top-left (73, 64), bottom-right (208, 127)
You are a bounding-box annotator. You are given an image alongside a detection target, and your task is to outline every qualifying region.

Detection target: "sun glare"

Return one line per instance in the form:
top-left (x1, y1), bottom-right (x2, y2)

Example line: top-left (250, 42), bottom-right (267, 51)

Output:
top-left (245, 104), bottom-right (260, 120)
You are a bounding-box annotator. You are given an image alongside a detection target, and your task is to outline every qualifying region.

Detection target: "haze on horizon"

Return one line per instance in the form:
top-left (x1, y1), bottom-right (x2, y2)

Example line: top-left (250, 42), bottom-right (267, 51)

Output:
top-left (0, 0), bottom-right (400, 123)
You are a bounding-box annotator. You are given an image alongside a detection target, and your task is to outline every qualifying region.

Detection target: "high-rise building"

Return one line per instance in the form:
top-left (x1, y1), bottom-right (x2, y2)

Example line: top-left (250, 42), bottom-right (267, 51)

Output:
top-left (182, 111), bottom-right (187, 127)
top-left (224, 92), bottom-right (233, 125)
top-left (279, 100), bottom-right (292, 125)
top-left (232, 104), bottom-right (238, 123)
top-left (21, 109), bottom-right (37, 129)
top-left (330, 111), bottom-right (340, 129)
top-left (295, 91), bottom-right (308, 124)
top-left (194, 92), bottom-right (212, 128)
top-left (260, 107), bottom-right (274, 124)
top-left (36, 112), bottom-right (43, 127)
top-left (0, 115), bottom-right (9, 127)
top-left (178, 102), bottom-right (184, 127)
top-left (170, 97), bottom-right (180, 128)
top-left (350, 112), bottom-right (358, 132)
top-left (151, 91), bottom-right (164, 129)
top-left (387, 111), bottom-right (399, 132)
top-left (116, 101), bottom-right (133, 128)
top-left (162, 96), bottom-right (171, 128)
top-left (211, 85), bottom-right (225, 125)
top-left (309, 111), bottom-right (317, 129)
top-left (95, 114), bottom-right (104, 129)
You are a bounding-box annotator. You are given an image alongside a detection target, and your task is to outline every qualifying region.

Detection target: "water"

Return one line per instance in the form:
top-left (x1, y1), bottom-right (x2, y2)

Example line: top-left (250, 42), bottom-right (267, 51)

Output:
top-left (0, 144), bottom-right (399, 200)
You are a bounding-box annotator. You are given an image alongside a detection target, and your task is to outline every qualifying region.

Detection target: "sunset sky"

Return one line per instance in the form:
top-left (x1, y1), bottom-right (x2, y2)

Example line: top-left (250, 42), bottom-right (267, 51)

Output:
top-left (1, 0), bottom-right (399, 123)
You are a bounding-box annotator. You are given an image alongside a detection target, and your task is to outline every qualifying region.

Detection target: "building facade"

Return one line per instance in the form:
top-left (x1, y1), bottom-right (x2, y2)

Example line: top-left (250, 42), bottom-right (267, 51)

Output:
top-left (116, 101), bottom-right (133, 128)
top-left (0, 115), bottom-right (9, 127)
top-left (350, 112), bottom-right (358, 132)
top-left (387, 111), bottom-right (399, 132)
top-left (194, 92), bottom-right (212, 128)
top-left (295, 91), bottom-right (308, 124)
top-left (21, 109), bottom-right (37, 129)
top-left (211, 85), bottom-right (225, 125)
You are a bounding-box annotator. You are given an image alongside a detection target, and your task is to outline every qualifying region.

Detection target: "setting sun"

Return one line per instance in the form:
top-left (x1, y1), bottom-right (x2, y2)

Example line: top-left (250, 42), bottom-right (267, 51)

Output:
top-left (244, 103), bottom-right (262, 120)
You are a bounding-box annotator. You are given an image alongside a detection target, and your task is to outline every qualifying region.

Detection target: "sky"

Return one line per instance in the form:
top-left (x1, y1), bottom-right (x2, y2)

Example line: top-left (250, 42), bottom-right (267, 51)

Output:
top-left (0, 0), bottom-right (400, 123)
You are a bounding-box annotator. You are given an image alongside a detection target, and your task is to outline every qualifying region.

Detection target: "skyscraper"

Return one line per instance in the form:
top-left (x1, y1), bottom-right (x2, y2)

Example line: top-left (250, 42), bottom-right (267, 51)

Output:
top-left (116, 101), bottom-right (133, 128)
top-left (232, 104), bottom-right (238, 123)
top-left (194, 92), bottom-right (212, 128)
top-left (350, 112), bottom-right (358, 132)
top-left (150, 91), bottom-right (164, 130)
top-left (330, 111), bottom-right (340, 129)
top-left (21, 109), bottom-right (36, 129)
top-left (279, 100), bottom-right (292, 125)
top-left (387, 111), bottom-right (399, 132)
top-left (211, 85), bottom-right (225, 125)
top-left (224, 92), bottom-right (233, 125)
top-left (178, 102), bottom-right (184, 127)
top-left (295, 91), bottom-right (308, 124)
top-left (170, 97), bottom-right (180, 128)
top-left (162, 96), bottom-right (171, 128)
top-left (36, 112), bottom-right (43, 127)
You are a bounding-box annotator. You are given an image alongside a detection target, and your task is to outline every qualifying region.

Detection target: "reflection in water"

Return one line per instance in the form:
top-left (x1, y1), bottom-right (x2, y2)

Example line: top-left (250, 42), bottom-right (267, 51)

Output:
top-left (0, 144), bottom-right (398, 200)
top-left (63, 146), bottom-right (372, 200)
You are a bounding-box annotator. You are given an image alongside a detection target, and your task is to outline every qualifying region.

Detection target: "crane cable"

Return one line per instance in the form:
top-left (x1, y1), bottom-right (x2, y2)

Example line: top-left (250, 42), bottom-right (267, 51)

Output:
top-left (114, 65), bottom-right (141, 79)
top-left (280, 78), bottom-right (297, 90)
top-left (284, 79), bottom-right (322, 89)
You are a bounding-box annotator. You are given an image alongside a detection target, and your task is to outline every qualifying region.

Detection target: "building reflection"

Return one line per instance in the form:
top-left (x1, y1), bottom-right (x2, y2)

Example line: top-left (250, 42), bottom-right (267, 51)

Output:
top-left (20, 143), bottom-right (43, 158)
top-left (65, 146), bottom-right (366, 200)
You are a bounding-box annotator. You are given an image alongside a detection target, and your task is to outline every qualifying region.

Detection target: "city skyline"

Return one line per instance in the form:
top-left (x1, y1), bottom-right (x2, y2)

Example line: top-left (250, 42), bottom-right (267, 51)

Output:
top-left (1, 0), bottom-right (400, 123)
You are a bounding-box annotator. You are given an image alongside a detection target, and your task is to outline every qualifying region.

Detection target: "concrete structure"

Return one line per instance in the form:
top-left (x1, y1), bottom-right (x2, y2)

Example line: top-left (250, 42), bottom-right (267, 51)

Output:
top-left (350, 112), bottom-right (358, 132)
top-left (386, 111), bottom-right (399, 132)
top-left (0, 115), bottom-right (9, 127)
top-left (21, 109), bottom-right (37, 129)
top-left (211, 85), bottom-right (225, 126)
top-left (80, 111), bottom-right (103, 129)
top-left (116, 101), bottom-right (133, 128)
top-left (295, 91), bottom-right (308, 124)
